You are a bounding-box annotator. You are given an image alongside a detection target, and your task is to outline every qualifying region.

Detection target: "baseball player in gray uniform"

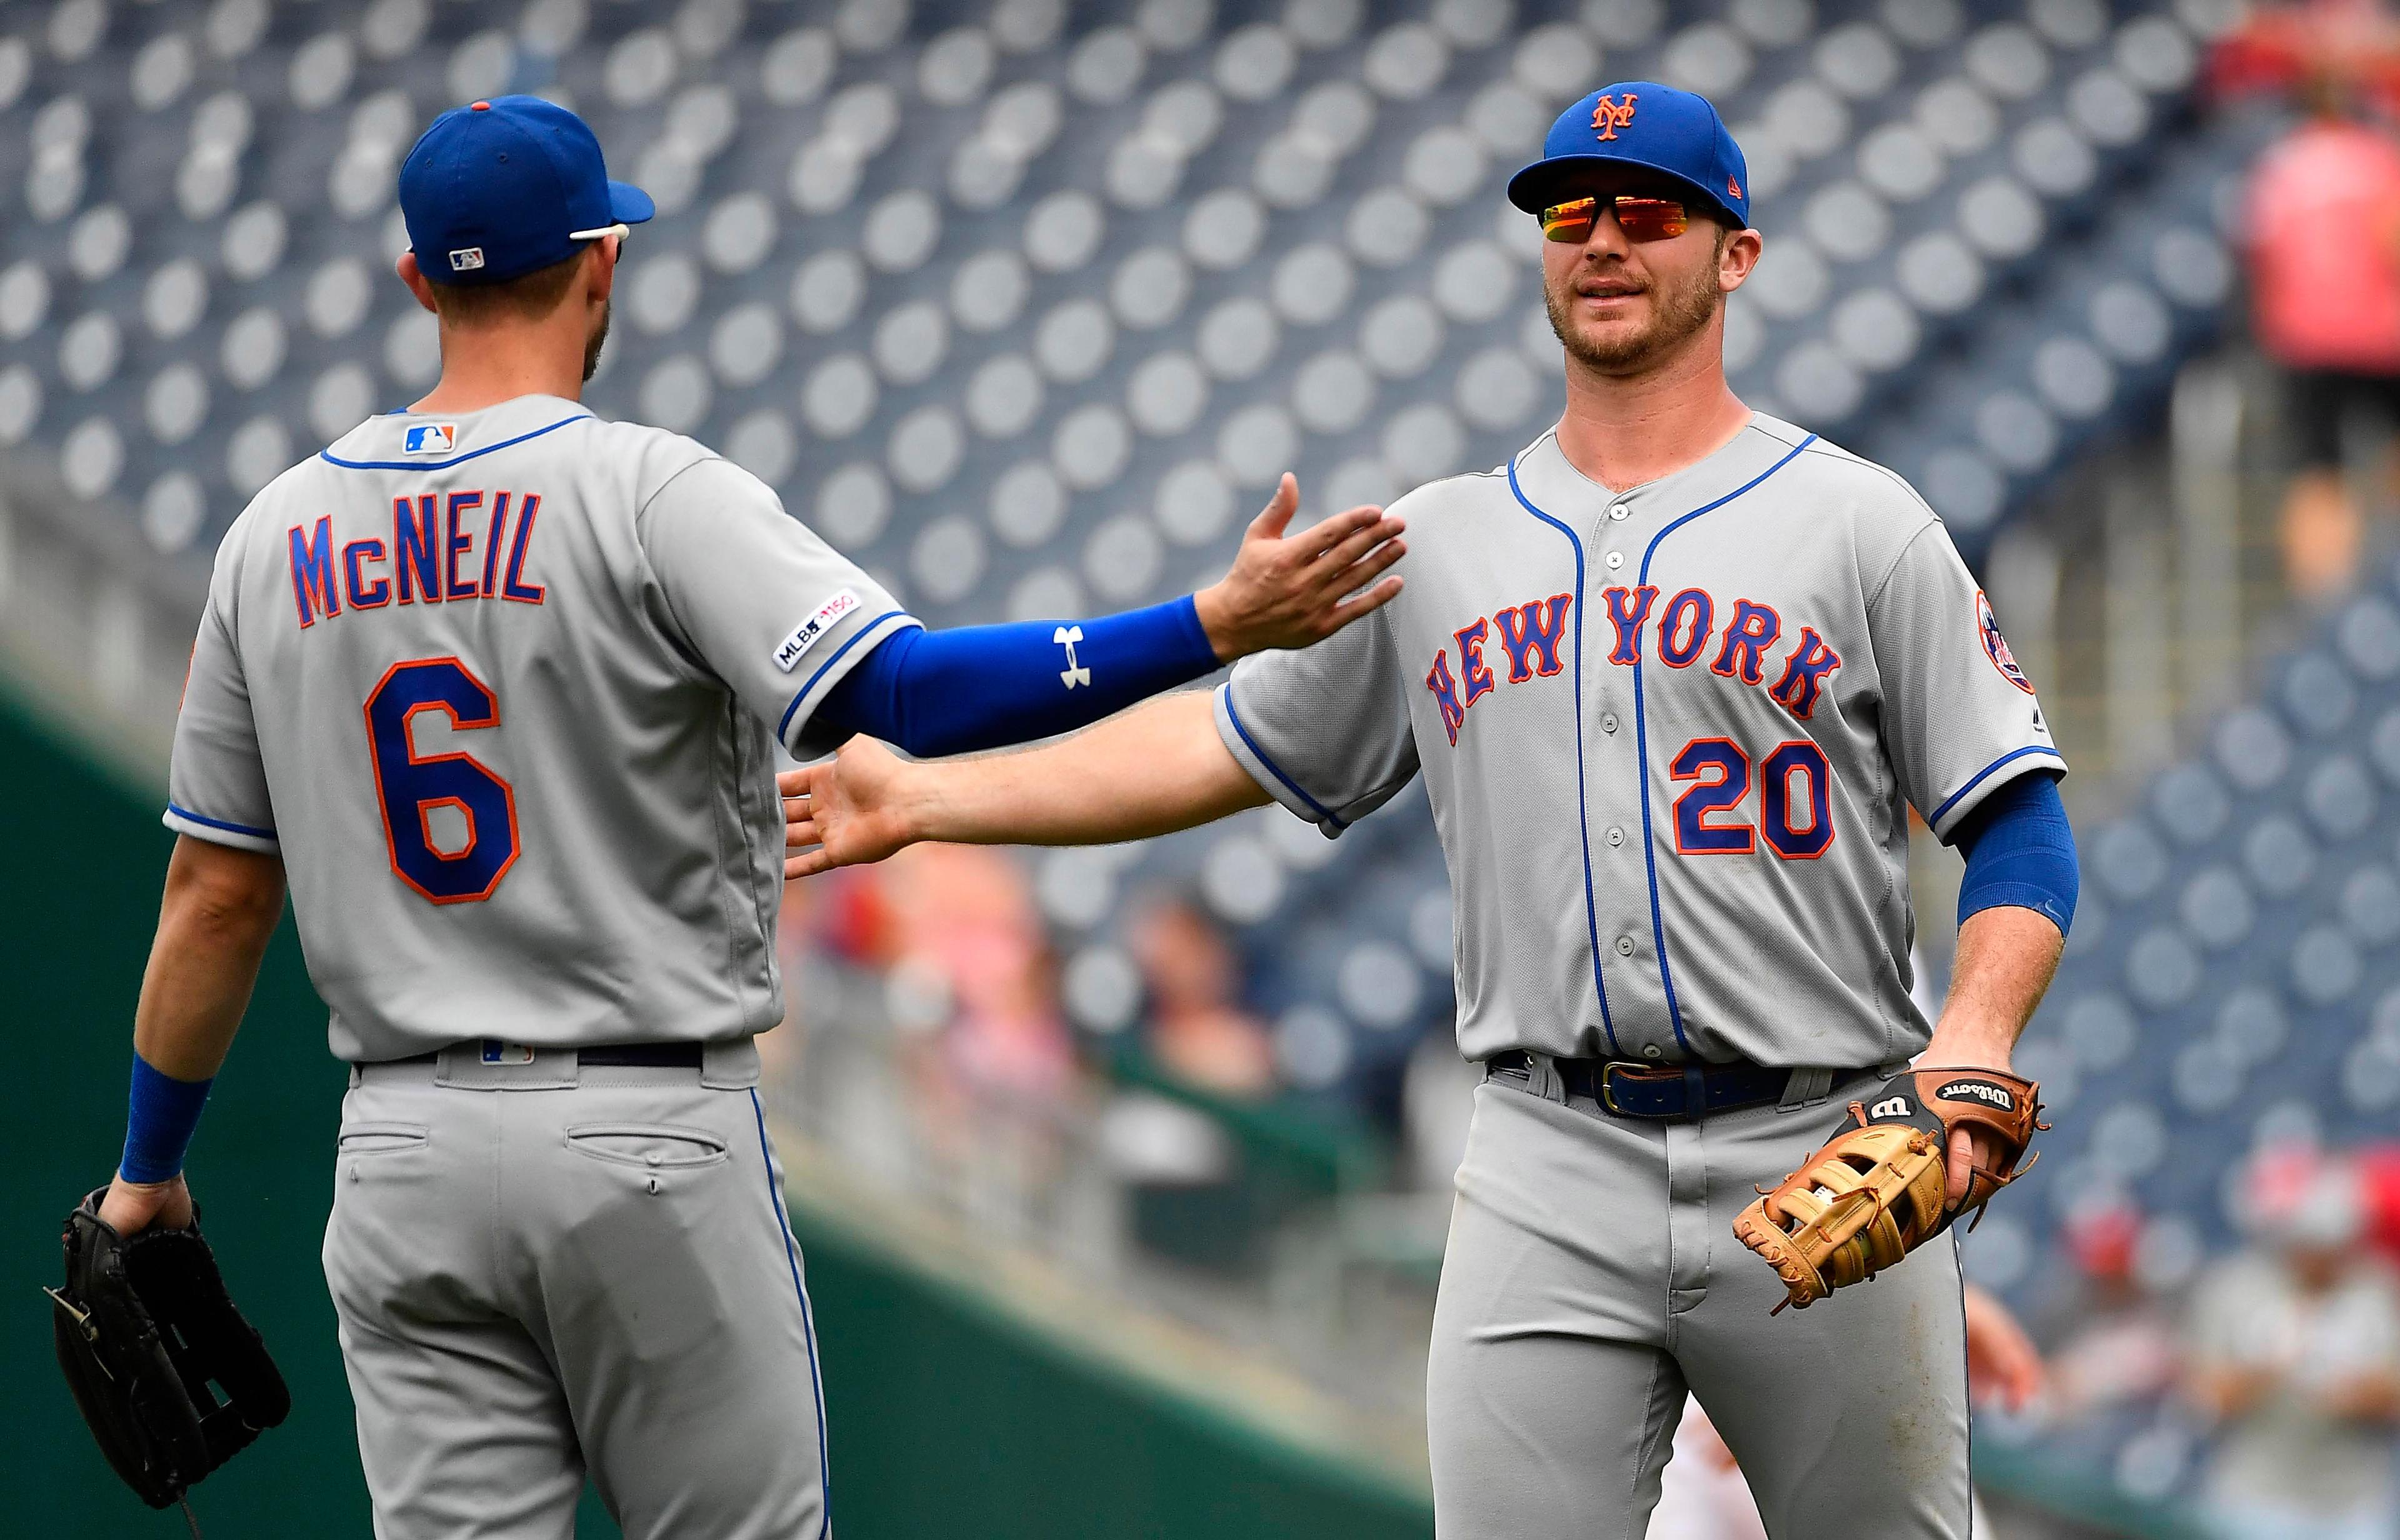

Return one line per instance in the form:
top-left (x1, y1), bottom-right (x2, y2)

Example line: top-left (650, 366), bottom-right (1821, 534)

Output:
top-left (786, 83), bottom-right (2081, 1538)
top-left (87, 97), bottom-right (1404, 1539)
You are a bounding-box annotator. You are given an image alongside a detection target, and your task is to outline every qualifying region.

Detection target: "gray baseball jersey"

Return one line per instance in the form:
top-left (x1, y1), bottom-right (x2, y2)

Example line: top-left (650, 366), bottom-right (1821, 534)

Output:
top-left (166, 392), bottom-right (915, 1062)
top-left (1214, 413), bottom-right (2063, 1069)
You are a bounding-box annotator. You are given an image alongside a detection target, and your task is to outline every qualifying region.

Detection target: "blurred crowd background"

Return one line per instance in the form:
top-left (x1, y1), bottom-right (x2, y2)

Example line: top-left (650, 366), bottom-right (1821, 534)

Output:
top-left (12, 0), bottom-right (2400, 1534)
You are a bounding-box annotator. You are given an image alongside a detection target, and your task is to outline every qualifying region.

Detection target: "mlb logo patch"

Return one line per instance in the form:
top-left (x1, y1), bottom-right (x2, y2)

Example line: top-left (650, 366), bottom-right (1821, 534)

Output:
top-left (449, 247), bottom-right (485, 272)
top-left (402, 422), bottom-right (456, 456)
top-left (479, 1040), bottom-right (535, 1065)
top-left (771, 588), bottom-right (862, 672)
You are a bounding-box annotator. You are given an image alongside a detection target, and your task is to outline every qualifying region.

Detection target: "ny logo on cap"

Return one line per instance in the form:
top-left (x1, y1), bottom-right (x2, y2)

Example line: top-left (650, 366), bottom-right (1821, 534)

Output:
top-left (1591, 94), bottom-right (1638, 141)
top-left (449, 247), bottom-right (486, 272)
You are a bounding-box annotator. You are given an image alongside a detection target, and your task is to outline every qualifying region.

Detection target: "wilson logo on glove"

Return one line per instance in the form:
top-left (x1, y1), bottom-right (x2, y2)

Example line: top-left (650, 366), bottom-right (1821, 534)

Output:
top-left (1732, 1068), bottom-right (2045, 1314)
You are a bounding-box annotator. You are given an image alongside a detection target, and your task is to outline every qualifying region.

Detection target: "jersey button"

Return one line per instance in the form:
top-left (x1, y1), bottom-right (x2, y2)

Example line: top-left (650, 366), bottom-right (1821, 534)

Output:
top-left (1642, 1044), bottom-right (1662, 1059)
top-left (1610, 504), bottom-right (1630, 521)
top-left (1605, 826), bottom-right (1624, 848)
top-left (1614, 935), bottom-right (1636, 957)
top-left (1604, 551), bottom-right (1625, 570)
top-left (1601, 712), bottom-right (1619, 734)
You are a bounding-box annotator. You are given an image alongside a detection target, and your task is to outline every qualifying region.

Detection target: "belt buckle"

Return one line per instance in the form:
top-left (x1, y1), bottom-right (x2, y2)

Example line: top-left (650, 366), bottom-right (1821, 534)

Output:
top-left (1598, 1062), bottom-right (1633, 1117)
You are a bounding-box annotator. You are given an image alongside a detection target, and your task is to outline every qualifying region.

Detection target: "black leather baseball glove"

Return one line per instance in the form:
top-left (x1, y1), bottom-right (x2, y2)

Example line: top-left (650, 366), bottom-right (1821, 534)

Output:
top-left (48, 1188), bottom-right (289, 1508)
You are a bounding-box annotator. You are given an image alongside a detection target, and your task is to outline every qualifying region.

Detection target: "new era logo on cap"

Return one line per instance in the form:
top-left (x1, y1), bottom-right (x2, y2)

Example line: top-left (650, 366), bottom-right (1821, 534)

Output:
top-left (402, 423), bottom-right (456, 456)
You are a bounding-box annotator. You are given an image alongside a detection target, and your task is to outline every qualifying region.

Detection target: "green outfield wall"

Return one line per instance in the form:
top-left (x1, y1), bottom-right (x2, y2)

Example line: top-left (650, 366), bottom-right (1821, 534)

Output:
top-left (0, 690), bottom-right (1431, 1539)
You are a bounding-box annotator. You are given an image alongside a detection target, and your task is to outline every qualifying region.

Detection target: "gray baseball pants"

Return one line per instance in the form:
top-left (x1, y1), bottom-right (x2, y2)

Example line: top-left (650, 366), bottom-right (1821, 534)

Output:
top-left (1427, 1060), bottom-right (1971, 1539)
top-left (321, 1042), bottom-right (830, 1539)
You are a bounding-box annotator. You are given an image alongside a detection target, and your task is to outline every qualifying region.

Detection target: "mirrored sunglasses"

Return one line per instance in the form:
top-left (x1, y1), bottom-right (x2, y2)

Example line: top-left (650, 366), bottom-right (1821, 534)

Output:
top-left (1539, 194), bottom-right (1689, 244)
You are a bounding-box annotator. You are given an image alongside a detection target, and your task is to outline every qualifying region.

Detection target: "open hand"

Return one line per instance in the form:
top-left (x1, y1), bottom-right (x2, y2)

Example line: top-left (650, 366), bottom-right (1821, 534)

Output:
top-left (781, 739), bottom-right (918, 879)
top-left (96, 1172), bottom-right (194, 1236)
top-left (1191, 474), bottom-right (1406, 660)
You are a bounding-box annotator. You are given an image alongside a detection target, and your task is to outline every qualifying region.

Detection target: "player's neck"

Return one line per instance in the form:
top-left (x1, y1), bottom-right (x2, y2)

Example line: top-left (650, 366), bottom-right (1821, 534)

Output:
top-left (1552, 330), bottom-right (1751, 495)
top-left (412, 324), bottom-right (588, 416)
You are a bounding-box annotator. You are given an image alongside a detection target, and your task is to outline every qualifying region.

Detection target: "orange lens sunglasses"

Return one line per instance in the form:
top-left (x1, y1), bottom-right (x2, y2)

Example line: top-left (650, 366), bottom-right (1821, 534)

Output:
top-left (1539, 194), bottom-right (1690, 244)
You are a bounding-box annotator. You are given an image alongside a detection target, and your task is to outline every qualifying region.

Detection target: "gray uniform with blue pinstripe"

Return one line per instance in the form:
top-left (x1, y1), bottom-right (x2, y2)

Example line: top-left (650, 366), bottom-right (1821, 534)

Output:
top-left (165, 394), bottom-right (912, 1538)
top-left (1213, 412), bottom-right (2063, 1539)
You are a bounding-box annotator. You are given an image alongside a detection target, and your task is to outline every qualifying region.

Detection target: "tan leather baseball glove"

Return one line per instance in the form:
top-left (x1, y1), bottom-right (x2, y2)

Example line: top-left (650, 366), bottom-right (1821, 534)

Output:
top-left (1732, 1068), bottom-right (2045, 1313)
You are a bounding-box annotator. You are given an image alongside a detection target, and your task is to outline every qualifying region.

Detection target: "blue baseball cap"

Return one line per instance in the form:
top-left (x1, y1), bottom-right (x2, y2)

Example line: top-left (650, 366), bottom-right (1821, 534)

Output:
top-left (1506, 82), bottom-right (1750, 229)
top-left (398, 95), bottom-right (654, 286)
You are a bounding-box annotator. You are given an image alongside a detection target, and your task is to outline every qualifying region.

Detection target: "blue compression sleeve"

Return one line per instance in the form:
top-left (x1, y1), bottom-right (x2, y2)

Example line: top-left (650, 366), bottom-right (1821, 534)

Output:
top-left (119, 1054), bottom-right (214, 1184)
top-left (814, 595), bottom-right (1221, 758)
top-left (1952, 772), bottom-right (2078, 936)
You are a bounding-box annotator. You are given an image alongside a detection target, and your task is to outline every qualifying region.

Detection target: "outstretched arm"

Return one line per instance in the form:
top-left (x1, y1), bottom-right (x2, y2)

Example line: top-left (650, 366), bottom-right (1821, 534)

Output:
top-left (96, 836), bottom-right (287, 1236)
top-left (810, 475), bottom-right (1404, 759)
top-left (782, 690), bottom-right (1266, 876)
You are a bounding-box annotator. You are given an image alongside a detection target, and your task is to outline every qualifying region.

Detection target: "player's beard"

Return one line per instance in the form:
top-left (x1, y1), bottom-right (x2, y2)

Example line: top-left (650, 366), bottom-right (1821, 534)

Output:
top-left (582, 298), bottom-right (612, 382)
top-left (1546, 255), bottom-right (1721, 376)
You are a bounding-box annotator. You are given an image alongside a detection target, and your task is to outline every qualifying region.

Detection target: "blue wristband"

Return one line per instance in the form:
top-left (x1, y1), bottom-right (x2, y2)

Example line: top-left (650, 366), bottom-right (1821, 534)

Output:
top-left (119, 1054), bottom-right (214, 1184)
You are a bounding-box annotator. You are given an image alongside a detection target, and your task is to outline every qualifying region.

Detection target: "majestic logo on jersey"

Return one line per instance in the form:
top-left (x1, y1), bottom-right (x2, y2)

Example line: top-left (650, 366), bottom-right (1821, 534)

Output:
top-left (402, 423), bottom-right (456, 456)
top-left (288, 489), bottom-right (546, 629)
top-left (1974, 590), bottom-right (2034, 694)
top-left (1054, 625), bottom-right (1091, 688)
top-left (772, 589), bottom-right (861, 672)
top-left (1423, 587), bottom-right (1844, 748)
top-left (1590, 94), bottom-right (1638, 141)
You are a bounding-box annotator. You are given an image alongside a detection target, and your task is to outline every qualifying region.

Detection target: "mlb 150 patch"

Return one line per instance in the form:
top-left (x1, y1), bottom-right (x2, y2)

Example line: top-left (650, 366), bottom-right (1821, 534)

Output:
top-left (772, 589), bottom-right (862, 672)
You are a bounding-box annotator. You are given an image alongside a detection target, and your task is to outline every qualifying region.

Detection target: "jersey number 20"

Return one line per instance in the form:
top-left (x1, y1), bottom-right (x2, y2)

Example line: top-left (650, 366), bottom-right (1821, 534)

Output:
top-left (1668, 737), bottom-right (1832, 859)
top-left (364, 656), bottom-right (519, 903)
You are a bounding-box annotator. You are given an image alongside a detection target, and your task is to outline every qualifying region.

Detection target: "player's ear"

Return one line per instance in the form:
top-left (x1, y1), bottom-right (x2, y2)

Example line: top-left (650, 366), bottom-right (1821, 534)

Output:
top-left (396, 251), bottom-right (439, 316)
top-left (585, 236), bottom-right (620, 304)
top-left (1717, 227), bottom-right (1762, 293)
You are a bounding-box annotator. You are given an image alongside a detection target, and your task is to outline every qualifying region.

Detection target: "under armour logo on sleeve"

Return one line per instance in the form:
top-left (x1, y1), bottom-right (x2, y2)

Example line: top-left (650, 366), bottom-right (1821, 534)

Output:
top-left (1054, 625), bottom-right (1090, 688)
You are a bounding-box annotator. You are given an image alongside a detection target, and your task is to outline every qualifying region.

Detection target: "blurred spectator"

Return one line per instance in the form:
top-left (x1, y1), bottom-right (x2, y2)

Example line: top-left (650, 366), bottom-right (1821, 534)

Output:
top-left (2034, 1199), bottom-right (2183, 1421)
top-left (2183, 1155), bottom-right (2400, 1540)
top-left (1126, 894), bottom-right (1278, 1099)
top-left (2214, 1), bottom-right (2400, 119)
top-left (776, 842), bottom-right (1077, 1106)
top-left (2356, 1142), bottom-right (2400, 1268)
top-left (881, 843), bottom-right (1077, 1104)
top-left (2240, 64), bottom-right (2400, 599)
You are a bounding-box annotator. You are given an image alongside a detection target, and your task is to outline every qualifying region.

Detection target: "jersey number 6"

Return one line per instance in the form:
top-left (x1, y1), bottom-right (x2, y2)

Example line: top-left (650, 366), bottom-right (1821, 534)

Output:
top-left (364, 656), bottom-right (520, 903)
top-left (1668, 737), bottom-right (1832, 860)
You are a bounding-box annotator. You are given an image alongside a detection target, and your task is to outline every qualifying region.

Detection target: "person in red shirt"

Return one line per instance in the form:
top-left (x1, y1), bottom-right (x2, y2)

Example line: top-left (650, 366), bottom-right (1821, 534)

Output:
top-left (2244, 69), bottom-right (2400, 597)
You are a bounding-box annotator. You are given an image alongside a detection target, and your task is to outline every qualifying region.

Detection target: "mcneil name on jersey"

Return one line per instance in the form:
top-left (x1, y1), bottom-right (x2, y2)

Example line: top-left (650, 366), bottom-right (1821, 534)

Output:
top-left (288, 491), bottom-right (546, 628)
